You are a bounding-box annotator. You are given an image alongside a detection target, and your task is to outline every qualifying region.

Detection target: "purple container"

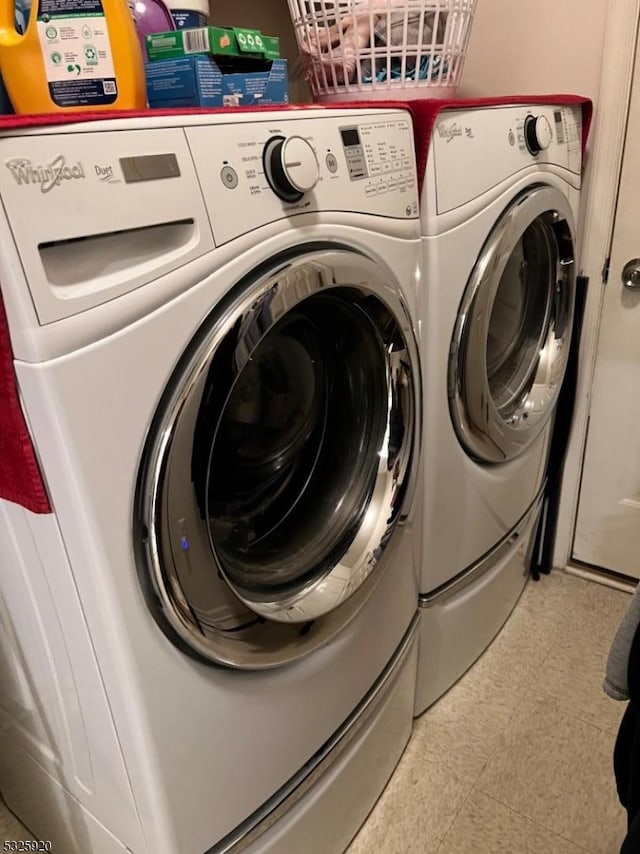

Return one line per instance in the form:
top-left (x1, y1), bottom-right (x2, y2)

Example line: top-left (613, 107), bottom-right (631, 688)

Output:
top-left (134, 0), bottom-right (176, 58)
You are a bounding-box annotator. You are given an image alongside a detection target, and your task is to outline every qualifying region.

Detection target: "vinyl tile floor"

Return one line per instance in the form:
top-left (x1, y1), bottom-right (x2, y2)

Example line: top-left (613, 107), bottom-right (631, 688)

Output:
top-left (349, 569), bottom-right (632, 854)
top-left (0, 571), bottom-right (632, 853)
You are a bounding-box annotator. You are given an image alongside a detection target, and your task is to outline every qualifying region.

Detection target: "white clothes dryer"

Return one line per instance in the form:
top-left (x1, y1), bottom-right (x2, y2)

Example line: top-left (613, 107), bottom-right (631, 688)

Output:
top-left (0, 108), bottom-right (423, 853)
top-left (415, 103), bottom-right (582, 714)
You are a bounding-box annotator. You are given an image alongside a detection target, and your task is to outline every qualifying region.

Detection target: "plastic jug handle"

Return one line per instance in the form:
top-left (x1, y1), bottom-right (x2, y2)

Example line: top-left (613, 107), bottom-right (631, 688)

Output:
top-left (0, 2), bottom-right (24, 46)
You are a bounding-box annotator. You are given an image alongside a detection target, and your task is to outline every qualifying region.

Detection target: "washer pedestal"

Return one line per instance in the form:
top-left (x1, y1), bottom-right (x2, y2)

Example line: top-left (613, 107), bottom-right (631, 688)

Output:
top-left (415, 495), bottom-right (543, 716)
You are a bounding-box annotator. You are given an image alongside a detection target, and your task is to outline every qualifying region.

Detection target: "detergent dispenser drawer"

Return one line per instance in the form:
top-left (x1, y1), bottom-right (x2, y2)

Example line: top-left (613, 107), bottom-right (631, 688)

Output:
top-left (0, 128), bottom-right (214, 324)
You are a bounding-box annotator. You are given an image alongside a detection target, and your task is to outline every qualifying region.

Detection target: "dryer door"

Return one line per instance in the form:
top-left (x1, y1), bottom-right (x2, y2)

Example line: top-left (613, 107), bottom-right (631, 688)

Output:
top-left (135, 247), bottom-right (419, 668)
top-left (449, 185), bottom-right (576, 463)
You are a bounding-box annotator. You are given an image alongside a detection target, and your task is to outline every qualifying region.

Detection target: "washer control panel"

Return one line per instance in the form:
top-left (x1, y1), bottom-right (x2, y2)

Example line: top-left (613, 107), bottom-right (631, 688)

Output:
top-left (186, 112), bottom-right (419, 245)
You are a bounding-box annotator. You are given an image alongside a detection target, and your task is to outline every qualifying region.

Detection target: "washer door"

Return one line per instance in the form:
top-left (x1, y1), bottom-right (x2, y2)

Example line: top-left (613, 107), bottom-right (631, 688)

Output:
top-left (449, 185), bottom-right (576, 463)
top-left (135, 248), bottom-right (419, 668)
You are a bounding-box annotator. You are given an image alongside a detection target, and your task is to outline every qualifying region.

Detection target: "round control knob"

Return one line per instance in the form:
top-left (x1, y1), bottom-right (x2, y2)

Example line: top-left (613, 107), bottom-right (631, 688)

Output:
top-left (524, 115), bottom-right (553, 155)
top-left (263, 135), bottom-right (319, 202)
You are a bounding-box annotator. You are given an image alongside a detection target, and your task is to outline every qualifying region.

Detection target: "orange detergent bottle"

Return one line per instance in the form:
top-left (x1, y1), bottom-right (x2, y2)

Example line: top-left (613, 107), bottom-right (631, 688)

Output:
top-left (0, 0), bottom-right (146, 113)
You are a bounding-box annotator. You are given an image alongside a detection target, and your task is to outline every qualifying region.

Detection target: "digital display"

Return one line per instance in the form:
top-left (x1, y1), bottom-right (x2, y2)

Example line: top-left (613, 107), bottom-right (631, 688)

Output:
top-left (340, 128), bottom-right (361, 147)
top-left (553, 110), bottom-right (565, 144)
top-left (119, 153), bottom-right (180, 183)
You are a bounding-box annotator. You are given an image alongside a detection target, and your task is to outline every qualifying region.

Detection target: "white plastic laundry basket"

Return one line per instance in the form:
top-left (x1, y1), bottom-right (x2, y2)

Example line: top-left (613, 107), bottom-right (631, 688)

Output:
top-left (287, 0), bottom-right (477, 101)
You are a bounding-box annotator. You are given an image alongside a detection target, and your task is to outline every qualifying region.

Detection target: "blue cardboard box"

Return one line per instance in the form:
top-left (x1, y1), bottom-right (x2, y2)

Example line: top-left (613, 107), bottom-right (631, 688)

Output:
top-left (146, 55), bottom-right (288, 108)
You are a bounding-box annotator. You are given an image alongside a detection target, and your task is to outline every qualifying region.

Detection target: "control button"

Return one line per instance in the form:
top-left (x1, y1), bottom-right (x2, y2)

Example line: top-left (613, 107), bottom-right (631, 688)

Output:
top-left (263, 135), bottom-right (319, 202)
top-left (382, 161), bottom-right (392, 172)
top-left (524, 114), bottom-right (553, 155)
top-left (377, 181), bottom-right (388, 194)
top-left (388, 178), bottom-right (399, 192)
top-left (326, 153), bottom-right (338, 173)
top-left (370, 164), bottom-right (382, 175)
top-left (220, 165), bottom-right (238, 189)
top-left (365, 184), bottom-right (378, 197)
top-left (402, 158), bottom-right (411, 168)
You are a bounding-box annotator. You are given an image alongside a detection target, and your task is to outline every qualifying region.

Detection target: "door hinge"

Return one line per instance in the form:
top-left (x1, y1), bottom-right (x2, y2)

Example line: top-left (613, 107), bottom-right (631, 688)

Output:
top-left (602, 256), bottom-right (610, 284)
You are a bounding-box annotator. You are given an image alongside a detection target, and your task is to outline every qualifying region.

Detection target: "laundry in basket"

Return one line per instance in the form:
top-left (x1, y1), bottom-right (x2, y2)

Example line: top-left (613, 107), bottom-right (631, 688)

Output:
top-left (359, 9), bottom-right (446, 81)
top-left (287, 0), bottom-right (477, 101)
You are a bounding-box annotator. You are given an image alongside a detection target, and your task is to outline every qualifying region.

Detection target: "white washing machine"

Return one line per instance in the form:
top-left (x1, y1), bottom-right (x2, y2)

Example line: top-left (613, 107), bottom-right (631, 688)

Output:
top-left (0, 108), bottom-right (423, 853)
top-left (415, 103), bottom-right (582, 714)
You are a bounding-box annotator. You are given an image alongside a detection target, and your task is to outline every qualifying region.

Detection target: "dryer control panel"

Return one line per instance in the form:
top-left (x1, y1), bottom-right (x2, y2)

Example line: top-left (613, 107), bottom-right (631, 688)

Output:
top-left (430, 104), bottom-right (582, 215)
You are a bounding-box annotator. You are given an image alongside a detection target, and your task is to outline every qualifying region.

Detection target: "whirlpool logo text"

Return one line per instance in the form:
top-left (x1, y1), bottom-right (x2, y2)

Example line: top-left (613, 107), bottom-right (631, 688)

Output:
top-left (5, 155), bottom-right (86, 193)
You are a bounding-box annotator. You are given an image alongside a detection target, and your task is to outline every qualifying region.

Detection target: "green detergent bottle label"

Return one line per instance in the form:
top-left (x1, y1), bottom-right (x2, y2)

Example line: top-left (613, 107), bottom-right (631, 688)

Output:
top-left (37, 0), bottom-right (117, 107)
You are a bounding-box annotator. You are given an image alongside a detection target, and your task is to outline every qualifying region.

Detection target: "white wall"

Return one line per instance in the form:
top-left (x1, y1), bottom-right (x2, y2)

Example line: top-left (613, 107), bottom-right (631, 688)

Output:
top-left (459, 0), bottom-right (608, 105)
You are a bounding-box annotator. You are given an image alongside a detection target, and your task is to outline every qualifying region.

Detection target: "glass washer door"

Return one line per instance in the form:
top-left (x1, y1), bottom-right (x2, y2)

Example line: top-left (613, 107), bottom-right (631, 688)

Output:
top-left (135, 247), bottom-right (419, 668)
top-left (449, 185), bottom-right (576, 463)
